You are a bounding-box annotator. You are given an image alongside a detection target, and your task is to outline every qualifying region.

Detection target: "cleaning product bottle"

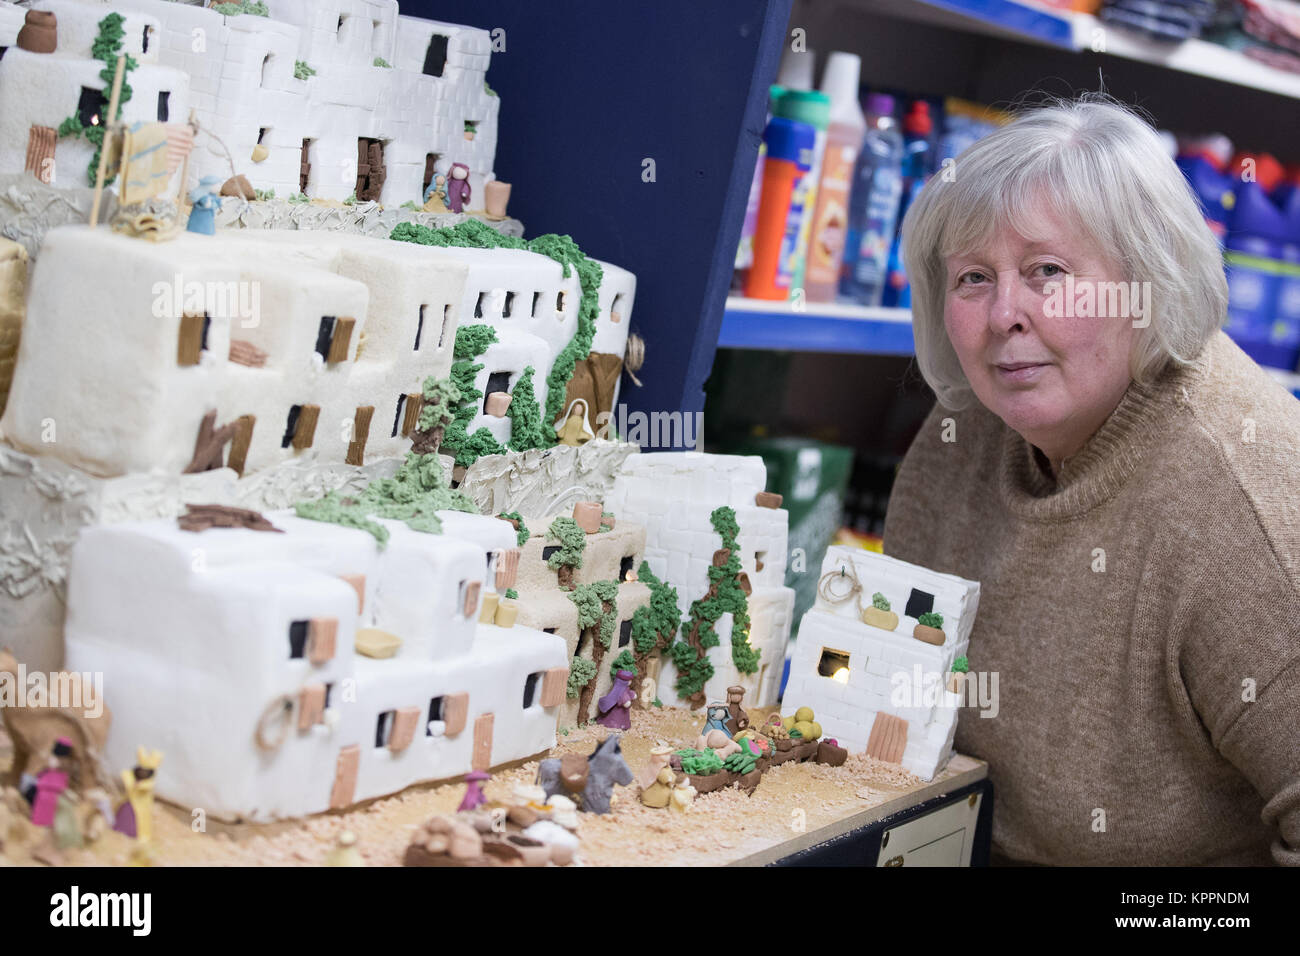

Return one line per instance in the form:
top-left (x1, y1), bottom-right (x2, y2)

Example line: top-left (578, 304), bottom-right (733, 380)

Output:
top-left (881, 100), bottom-right (934, 309)
top-left (734, 85), bottom-right (783, 290)
top-left (839, 93), bottom-right (902, 306)
top-left (744, 113), bottom-right (816, 300)
top-left (773, 90), bottom-right (830, 299)
top-left (1223, 179), bottom-right (1295, 369)
top-left (803, 53), bottom-right (866, 303)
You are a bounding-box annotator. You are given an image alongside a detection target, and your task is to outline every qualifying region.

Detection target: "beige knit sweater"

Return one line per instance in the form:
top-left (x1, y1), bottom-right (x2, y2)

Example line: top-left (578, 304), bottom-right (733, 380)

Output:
top-left (884, 332), bottom-right (1300, 866)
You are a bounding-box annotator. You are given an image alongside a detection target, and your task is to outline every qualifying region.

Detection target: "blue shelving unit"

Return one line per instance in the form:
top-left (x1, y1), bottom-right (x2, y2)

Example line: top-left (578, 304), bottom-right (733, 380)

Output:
top-left (912, 0), bottom-right (1074, 48)
top-left (404, 0), bottom-right (793, 443)
top-left (720, 297), bottom-right (915, 355)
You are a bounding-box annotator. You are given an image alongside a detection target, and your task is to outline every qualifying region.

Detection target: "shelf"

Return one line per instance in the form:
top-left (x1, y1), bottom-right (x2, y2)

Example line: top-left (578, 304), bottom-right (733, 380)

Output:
top-left (848, 0), bottom-right (1300, 100)
top-left (720, 296), bottom-right (915, 354)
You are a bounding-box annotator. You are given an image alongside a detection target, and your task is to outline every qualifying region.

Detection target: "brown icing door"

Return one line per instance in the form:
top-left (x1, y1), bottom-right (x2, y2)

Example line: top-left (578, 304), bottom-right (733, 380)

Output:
top-left (471, 713), bottom-right (494, 771)
top-left (356, 137), bottom-right (386, 202)
top-left (25, 125), bottom-right (56, 184)
top-left (300, 138), bottom-right (311, 193)
top-left (330, 744), bottom-right (360, 809)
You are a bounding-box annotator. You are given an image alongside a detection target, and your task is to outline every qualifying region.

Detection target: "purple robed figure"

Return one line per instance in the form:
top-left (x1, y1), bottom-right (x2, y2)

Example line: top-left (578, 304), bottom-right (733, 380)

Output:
top-left (30, 768), bottom-right (68, 827)
top-left (458, 770), bottom-right (490, 812)
top-left (596, 670), bottom-right (637, 730)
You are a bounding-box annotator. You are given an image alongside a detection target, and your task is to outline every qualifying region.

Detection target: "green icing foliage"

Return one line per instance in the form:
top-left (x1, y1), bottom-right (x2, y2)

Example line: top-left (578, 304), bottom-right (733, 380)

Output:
top-left (608, 648), bottom-right (637, 679)
top-left (506, 366), bottom-right (546, 452)
top-left (294, 374), bottom-right (477, 546)
top-left (213, 1), bottom-right (270, 16)
top-left (293, 60), bottom-right (317, 81)
top-left (629, 563), bottom-right (680, 656)
top-left (671, 506), bottom-right (757, 701)
top-left (569, 580), bottom-right (618, 648)
top-left (919, 611), bottom-right (944, 629)
top-left (566, 657), bottom-right (597, 699)
top-left (390, 220), bottom-right (603, 429)
top-left (504, 588), bottom-right (518, 600)
top-left (952, 656), bottom-right (969, 673)
top-left (546, 516), bottom-right (586, 577)
top-left (675, 749), bottom-right (723, 776)
top-left (373, 57), bottom-right (392, 68)
top-left (443, 324), bottom-right (504, 467)
top-left (599, 512), bottom-right (615, 532)
top-left (61, 14), bottom-right (137, 186)
top-left (498, 511), bottom-right (528, 547)
top-left (652, 698), bottom-right (663, 709)
top-left (872, 592), bottom-right (891, 611)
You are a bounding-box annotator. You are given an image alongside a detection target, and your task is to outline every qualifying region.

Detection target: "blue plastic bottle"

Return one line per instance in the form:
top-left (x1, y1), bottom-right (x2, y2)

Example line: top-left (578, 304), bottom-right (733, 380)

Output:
top-left (839, 93), bottom-right (903, 306)
top-left (1223, 180), bottom-right (1300, 371)
top-left (881, 101), bottom-right (934, 309)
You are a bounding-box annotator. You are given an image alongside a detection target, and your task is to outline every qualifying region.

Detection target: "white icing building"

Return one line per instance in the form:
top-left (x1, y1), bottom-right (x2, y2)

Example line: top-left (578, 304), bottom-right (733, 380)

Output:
top-left (63, 508), bottom-right (568, 821)
top-left (0, 225), bottom-right (635, 478)
top-left (785, 547), bottom-right (980, 780)
top-left (604, 453), bottom-right (795, 709)
top-left (0, 0), bottom-right (500, 204)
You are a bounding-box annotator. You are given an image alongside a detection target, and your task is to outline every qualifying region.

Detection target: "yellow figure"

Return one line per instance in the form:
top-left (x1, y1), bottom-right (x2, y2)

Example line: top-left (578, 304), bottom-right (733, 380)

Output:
top-left (554, 398), bottom-right (594, 447)
top-left (117, 747), bottom-right (163, 844)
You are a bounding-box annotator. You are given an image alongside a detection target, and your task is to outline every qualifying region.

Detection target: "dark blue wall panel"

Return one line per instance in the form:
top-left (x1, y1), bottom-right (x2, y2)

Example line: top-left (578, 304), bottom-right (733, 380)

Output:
top-left (401, 0), bottom-right (791, 446)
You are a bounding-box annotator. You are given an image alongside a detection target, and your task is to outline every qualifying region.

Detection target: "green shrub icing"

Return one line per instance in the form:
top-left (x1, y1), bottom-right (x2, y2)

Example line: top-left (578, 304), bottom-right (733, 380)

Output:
top-left (390, 220), bottom-right (603, 433)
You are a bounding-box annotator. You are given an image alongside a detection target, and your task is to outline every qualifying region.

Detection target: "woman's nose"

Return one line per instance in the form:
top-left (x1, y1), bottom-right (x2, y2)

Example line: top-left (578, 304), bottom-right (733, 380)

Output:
top-left (988, 273), bottom-right (1031, 336)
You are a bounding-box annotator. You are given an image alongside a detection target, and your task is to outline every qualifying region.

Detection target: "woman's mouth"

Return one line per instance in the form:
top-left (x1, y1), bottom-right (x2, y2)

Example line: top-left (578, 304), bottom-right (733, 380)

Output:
top-left (993, 361), bottom-right (1050, 383)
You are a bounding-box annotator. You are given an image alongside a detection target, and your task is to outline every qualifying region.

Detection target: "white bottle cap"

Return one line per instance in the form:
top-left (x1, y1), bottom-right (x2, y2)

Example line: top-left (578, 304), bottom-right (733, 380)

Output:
top-left (776, 44), bottom-right (815, 91)
top-left (820, 52), bottom-right (865, 128)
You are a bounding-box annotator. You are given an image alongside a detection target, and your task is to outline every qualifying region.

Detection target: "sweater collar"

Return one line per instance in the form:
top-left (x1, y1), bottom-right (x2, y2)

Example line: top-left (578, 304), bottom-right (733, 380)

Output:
top-left (996, 353), bottom-right (1195, 520)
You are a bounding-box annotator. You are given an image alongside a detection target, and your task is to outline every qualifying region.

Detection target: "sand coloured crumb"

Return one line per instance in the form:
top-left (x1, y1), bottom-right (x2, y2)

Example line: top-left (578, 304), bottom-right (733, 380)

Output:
top-left (0, 708), bottom-right (975, 866)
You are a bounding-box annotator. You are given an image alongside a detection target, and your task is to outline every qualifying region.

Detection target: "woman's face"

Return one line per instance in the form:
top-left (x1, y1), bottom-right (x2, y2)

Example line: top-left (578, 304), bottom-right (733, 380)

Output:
top-left (943, 212), bottom-right (1137, 464)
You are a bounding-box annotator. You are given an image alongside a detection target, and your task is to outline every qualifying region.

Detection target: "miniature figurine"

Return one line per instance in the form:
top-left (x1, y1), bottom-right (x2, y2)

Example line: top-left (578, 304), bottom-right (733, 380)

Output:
top-left (113, 747), bottom-right (163, 843)
top-left (554, 398), bottom-right (595, 446)
top-left (640, 767), bottom-right (676, 809)
top-left (458, 769), bottom-right (491, 812)
top-left (692, 728), bottom-right (741, 760)
top-left (30, 738), bottom-right (73, 827)
top-left (52, 786), bottom-right (84, 850)
top-left (536, 735), bottom-right (633, 815)
top-left (724, 685), bottom-right (750, 736)
top-left (637, 743), bottom-right (676, 790)
top-left (325, 830), bottom-right (365, 866)
top-left (596, 669), bottom-right (637, 730)
top-left (545, 794), bottom-right (580, 830)
top-left (185, 175), bottom-right (224, 235)
top-left (701, 702), bottom-right (732, 740)
top-left (82, 788), bottom-right (114, 843)
top-left (669, 777), bottom-right (696, 812)
top-left (445, 162), bottom-right (471, 213)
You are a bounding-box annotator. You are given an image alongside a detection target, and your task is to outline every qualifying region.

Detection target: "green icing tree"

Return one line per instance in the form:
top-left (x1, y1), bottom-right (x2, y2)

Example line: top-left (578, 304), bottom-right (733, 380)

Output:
top-left (59, 14), bottom-right (137, 186)
top-left (443, 324), bottom-right (504, 467)
top-left (566, 657), bottom-right (597, 700)
top-left (670, 506), bottom-right (756, 708)
top-left (213, 1), bottom-right (270, 15)
top-left (391, 220), bottom-right (604, 431)
top-left (546, 516), bottom-right (586, 590)
top-left (626, 562), bottom-right (681, 704)
top-left (608, 648), bottom-right (637, 679)
top-left (497, 511), bottom-right (529, 547)
top-left (872, 592), bottom-right (891, 611)
top-left (952, 656), bottom-right (969, 674)
top-left (919, 611), bottom-right (944, 629)
top-left (569, 579), bottom-right (618, 724)
top-left (506, 365), bottom-right (546, 452)
top-left (295, 374), bottom-right (477, 546)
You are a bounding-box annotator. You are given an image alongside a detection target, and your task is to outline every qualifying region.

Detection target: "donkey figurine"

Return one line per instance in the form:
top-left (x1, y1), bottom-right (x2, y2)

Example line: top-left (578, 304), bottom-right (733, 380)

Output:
top-left (536, 735), bottom-right (634, 815)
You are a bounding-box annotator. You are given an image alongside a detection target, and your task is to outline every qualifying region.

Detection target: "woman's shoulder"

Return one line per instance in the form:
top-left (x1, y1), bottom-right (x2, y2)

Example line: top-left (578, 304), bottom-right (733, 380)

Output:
top-left (1172, 332), bottom-right (1300, 583)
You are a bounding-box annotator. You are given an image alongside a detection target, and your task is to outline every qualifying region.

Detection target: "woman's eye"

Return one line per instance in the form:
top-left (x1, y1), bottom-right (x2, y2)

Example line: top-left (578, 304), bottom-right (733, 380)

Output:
top-left (1035, 263), bottom-right (1063, 278)
top-left (958, 271), bottom-right (987, 285)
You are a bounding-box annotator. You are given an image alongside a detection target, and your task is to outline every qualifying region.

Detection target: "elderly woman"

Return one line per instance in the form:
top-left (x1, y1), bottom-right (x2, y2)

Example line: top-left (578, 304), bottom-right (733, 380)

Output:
top-left (885, 96), bottom-right (1300, 866)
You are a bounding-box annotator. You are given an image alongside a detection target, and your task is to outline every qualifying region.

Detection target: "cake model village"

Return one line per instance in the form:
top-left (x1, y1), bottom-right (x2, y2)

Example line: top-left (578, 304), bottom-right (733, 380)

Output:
top-left (0, 0), bottom-right (980, 868)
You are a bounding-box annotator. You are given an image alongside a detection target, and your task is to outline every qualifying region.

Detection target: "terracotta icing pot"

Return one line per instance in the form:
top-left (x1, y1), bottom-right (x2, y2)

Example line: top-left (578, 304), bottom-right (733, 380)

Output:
top-left (17, 11), bottom-right (57, 54)
top-left (484, 180), bottom-right (511, 218)
top-left (913, 624), bottom-right (945, 646)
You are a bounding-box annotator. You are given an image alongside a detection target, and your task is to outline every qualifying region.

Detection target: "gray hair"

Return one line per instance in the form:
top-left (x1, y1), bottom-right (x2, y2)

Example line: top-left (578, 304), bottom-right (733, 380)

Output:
top-left (901, 94), bottom-right (1228, 409)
